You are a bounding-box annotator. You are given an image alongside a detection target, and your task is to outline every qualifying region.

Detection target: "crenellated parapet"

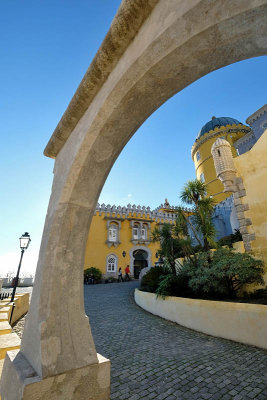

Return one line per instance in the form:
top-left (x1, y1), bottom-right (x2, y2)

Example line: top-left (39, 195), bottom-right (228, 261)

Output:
top-left (191, 123), bottom-right (251, 160)
top-left (94, 203), bottom-right (190, 223)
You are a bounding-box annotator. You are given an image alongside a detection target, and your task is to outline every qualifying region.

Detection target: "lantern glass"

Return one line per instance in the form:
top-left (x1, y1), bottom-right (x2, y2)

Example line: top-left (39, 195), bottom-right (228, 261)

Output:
top-left (19, 232), bottom-right (31, 249)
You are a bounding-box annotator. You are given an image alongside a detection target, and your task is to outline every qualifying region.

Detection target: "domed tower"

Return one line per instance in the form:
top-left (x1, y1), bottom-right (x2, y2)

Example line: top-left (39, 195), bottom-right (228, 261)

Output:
top-left (191, 116), bottom-right (251, 203)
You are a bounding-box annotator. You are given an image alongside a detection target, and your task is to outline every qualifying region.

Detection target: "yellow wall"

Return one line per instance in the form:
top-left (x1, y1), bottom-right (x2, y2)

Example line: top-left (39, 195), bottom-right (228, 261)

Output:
top-left (192, 124), bottom-right (249, 203)
top-left (84, 210), bottom-right (162, 277)
top-left (233, 130), bottom-right (267, 282)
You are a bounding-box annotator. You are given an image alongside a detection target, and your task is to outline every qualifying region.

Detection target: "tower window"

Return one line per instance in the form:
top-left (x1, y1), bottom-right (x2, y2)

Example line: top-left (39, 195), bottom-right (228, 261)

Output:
top-left (200, 173), bottom-right (205, 183)
top-left (196, 151), bottom-right (201, 161)
top-left (218, 149), bottom-right (221, 157)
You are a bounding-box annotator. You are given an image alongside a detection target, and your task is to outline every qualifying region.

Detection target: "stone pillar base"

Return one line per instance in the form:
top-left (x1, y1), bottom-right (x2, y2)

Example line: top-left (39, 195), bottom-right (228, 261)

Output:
top-left (0, 350), bottom-right (110, 400)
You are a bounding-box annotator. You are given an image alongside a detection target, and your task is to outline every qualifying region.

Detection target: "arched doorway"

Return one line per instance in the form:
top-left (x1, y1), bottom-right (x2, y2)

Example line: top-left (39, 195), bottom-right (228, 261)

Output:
top-left (133, 249), bottom-right (148, 279)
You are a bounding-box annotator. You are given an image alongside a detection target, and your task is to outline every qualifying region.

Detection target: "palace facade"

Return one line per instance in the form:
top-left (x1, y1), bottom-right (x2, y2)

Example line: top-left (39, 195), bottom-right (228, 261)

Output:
top-left (84, 201), bottom-right (190, 279)
top-left (84, 105), bottom-right (266, 278)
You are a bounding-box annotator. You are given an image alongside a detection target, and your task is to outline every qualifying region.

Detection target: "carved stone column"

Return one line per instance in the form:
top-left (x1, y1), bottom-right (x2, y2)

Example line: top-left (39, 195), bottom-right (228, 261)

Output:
top-left (211, 138), bottom-right (255, 251)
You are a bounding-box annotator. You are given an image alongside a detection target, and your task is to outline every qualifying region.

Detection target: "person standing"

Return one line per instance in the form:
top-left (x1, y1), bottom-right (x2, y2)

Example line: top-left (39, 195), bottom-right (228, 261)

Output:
top-left (118, 267), bottom-right (123, 282)
top-left (125, 265), bottom-right (130, 281)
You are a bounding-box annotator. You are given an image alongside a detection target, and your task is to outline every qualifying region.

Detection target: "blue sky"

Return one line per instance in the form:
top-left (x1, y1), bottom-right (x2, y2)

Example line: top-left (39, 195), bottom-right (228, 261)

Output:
top-left (0, 1), bottom-right (266, 275)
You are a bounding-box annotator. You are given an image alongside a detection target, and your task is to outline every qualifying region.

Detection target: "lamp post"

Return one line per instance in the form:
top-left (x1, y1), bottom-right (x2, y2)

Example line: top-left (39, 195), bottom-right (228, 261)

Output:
top-left (10, 232), bottom-right (31, 323)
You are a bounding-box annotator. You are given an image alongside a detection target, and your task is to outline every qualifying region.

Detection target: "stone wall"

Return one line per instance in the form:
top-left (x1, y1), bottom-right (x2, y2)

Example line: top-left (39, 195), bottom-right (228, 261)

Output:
top-left (135, 289), bottom-right (267, 350)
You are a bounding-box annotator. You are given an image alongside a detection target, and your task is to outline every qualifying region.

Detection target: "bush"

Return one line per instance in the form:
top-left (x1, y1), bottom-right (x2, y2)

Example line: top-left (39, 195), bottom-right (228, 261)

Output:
top-left (140, 267), bottom-right (168, 293)
top-left (84, 267), bottom-right (102, 283)
top-left (185, 248), bottom-right (264, 299)
top-left (217, 229), bottom-right (243, 248)
top-left (155, 272), bottom-right (192, 298)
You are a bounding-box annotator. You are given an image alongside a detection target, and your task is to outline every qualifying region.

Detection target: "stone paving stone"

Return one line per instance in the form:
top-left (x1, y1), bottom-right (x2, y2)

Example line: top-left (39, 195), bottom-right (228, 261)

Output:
top-left (84, 281), bottom-right (267, 400)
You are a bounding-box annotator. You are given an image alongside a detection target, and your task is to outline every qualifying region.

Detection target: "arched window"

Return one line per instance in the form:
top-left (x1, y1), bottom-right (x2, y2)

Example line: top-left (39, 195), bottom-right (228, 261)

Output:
top-left (200, 172), bottom-right (205, 183)
top-left (106, 254), bottom-right (117, 273)
top-left (133, 224), bottom-right (139, 240)
top-left (196, 151), bottom-right (201, 162)
top-left (141, 225), bottom-right (147, 240)
top-left (108, 223), bottom-right (118, 242)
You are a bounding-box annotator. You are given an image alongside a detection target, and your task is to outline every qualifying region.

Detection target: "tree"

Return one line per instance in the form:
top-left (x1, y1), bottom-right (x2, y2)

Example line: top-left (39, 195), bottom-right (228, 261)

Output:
top-left (180, 179), bottom-right (216, 250)
top-left (152, 223), bottom-right (188, 276)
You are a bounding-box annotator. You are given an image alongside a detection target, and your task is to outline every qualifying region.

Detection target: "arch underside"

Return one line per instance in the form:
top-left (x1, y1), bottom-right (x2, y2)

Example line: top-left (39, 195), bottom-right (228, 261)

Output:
top-left (18, 0), bottom-right (267, 380)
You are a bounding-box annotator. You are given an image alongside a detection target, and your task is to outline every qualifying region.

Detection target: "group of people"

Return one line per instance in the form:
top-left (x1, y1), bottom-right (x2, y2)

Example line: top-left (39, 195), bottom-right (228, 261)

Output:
top-left (118, 265), bottom-right (130, 282)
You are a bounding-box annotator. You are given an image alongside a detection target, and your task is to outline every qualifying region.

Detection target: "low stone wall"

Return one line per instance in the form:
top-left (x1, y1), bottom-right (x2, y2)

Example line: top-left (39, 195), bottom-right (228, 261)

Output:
top-left (135, 289), bottom-right (267, 350)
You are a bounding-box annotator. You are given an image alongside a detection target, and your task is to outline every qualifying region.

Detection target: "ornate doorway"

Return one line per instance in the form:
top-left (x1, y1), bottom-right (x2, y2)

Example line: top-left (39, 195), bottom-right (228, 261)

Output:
top-left (133, 249), bottom-right (148, 279)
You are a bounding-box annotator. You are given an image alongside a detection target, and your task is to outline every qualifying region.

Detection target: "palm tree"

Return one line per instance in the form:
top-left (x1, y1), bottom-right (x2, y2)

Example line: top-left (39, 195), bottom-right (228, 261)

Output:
top-left (180, 179), bottom-right (216, 250)
top-left (152, 223), bottom-right (182, 276)
top-left (180, 179), bottom-right (207, 206)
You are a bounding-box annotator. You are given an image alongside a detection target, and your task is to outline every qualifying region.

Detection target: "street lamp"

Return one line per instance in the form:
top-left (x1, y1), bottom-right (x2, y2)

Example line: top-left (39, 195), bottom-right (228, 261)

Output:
top-left (10, 233), bottom-right (31, 322)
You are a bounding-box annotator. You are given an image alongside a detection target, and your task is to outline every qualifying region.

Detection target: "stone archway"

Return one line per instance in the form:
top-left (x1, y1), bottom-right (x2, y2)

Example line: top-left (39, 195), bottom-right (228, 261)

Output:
top-left (1, 0), bottom-right (266, 398)
top-left (130, 245), bottom-right (152, 278)
top-left (133, 250), bottom-right (148, 279)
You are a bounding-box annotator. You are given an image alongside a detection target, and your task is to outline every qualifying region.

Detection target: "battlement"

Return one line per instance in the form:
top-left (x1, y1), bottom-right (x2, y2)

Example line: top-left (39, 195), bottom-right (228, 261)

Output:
top-left (95, 203), bottom-right (191, 223)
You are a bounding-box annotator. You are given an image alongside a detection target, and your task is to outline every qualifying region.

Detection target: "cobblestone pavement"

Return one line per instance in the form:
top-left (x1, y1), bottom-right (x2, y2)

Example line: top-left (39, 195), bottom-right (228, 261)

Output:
top-left (84, 281), bottom-right (267, 400)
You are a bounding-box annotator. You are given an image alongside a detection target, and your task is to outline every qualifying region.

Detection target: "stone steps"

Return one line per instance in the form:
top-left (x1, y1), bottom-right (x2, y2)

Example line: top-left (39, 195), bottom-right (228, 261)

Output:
top-left (0, 314), bottom-right (9, 322)
top-left (0, 322), bottom-right (12, 336)
top-left (0, 332), bottom-right (21, 359)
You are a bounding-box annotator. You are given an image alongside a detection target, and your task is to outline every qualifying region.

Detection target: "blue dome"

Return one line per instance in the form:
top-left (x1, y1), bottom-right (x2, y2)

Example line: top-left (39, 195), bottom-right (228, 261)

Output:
top-left (197, 117), bottom-right (241, 140)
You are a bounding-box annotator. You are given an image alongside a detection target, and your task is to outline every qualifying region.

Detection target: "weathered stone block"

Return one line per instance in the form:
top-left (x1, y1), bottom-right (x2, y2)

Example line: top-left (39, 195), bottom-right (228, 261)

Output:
top-left (244, 242), bottom-right (252, 251)
top-left (234, 177), bottom-right (243, 185)
top-left (240, 226), bottom-right (248, 235)
top-left (247, 233), bottom-right (256, 241)
top-left (0, 351), bottom-right (110, 400)
top-left (245, 218), bottom-right (252, 226)
top-left (237, 211), bottom-right (245, 220)
top-left (239, 219), bottom-right (247, 227)
top-left (242, 203), bottom-right (249, 211)
top-left (234, 198), bottom-right (242, 206)
top-left (238, 189), bottom-right (246, 198)
top-left (235, 204), bottom-right (245, 213)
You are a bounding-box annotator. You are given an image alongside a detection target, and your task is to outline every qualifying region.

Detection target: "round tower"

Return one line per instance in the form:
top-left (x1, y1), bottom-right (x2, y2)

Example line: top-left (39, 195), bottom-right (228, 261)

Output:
top-left (191, 116), bottom-right (251, 203)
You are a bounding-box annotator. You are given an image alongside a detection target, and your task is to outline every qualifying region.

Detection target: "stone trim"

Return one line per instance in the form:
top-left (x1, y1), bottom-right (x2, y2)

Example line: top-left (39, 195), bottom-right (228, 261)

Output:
top-left (211, 138), bottom-right (255, 252)
top-left (106, 220), bottom-right (121, 248)
top-left (129, 245), bottom-right (152, 275)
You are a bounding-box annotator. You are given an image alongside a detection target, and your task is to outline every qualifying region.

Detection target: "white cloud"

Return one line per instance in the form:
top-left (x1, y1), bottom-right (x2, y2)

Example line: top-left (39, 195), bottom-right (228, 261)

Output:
top-left (127, 194), bottom-right (132, 198)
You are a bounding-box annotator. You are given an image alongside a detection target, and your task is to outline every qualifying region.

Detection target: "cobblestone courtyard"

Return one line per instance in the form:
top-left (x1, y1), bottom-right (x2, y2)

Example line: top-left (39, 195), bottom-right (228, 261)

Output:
top-left (84, 281), bottom-right (267, 400)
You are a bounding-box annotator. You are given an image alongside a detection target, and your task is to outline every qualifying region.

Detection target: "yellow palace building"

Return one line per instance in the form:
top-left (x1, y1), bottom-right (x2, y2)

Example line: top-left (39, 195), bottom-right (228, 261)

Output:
top-left (84, 200), bottom-right (187, 279)
top-left (191, 116), bottom-right (255, 203)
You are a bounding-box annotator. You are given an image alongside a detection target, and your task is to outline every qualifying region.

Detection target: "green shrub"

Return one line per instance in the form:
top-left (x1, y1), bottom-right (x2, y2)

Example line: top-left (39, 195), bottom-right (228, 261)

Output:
top-left (155, 272), bottom-right (192, 298)
top-left (185, 248), bottom-right (264, 299)
top-left (217, 229), bottom-right (243, 248)
top-left (84, 267), bottom-right (102, 283)
top-left (140, 267), bottom-right (168, 293)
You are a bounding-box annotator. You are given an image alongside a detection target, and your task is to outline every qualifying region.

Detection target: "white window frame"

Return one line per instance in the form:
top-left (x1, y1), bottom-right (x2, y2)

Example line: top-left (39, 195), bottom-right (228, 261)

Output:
top-left (106, 254), bottom-right (117, 273)
top-left (108, 226), bottom-right (117, 242)
top-left (133, 226), bottom-right (139, 240)
top-left (141, 227), bottom-right (147, 240)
